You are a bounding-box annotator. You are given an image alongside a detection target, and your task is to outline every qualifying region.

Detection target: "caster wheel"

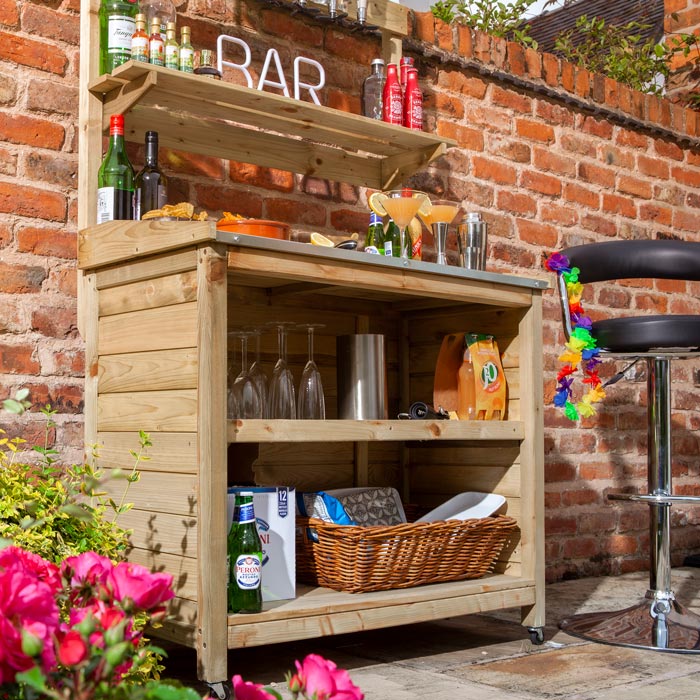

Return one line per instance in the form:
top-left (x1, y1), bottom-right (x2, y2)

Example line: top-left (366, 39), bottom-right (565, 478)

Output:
top-left (528, 626), bottom-right (545, 645)
top-left (206, 681), bottom-right (231, 700)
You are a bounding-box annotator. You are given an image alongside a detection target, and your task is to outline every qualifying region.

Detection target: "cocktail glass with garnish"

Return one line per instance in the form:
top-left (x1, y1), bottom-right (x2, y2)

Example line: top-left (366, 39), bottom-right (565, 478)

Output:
top-left (369, 189), bottom-right (430, 260)
top-left (418, 199), bottom-right (461, 265)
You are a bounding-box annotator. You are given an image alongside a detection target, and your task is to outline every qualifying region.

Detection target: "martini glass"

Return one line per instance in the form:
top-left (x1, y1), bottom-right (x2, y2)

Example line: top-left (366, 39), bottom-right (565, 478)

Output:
top-left (378, 189), bottom-right (429, 260)
top-left (418, 199), bottom-right (461, 265)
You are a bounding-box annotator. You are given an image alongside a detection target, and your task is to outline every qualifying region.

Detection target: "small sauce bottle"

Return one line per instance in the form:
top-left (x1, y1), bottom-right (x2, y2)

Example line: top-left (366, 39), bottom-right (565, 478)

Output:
top-left (179, 26), bottom-right (194, 73)
top-left (194, 49), bottom-right (222, 79)
top-left (131, 14), bottom-right (149, 63)
top-left (148, 17), bottom-right (165, 66)
top-left (164, 21), bottom-right (179, 70)
top-left (382, 63), bottom-right (402, 125)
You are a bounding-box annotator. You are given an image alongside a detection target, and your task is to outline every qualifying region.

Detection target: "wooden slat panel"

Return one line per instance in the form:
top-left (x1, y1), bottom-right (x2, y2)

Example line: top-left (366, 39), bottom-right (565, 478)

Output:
top-left (96, 248), bottom-right (199, 289)
top-left (102, 468), bottom-right (198, 516)
top-left (99, 270), bottom-right (198, 316)
top-left (121, 508), bottom-right (198, 558)
top-left (98, 390), bottom-right (197, 432)
top-left (410, 465), bottom-right (522, 497)
top-left (97, 431), bottom-right (197, 474)
top-left (99, 303), bottom-right (198, 355)
top-left (150, 599), bottom-right (198, 646)
top-left (99, 349), bottom-right (198, 393)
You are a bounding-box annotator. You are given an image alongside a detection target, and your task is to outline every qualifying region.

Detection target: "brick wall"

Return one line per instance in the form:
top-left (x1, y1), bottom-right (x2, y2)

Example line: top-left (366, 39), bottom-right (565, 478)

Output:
top-left (2, 0), bottom-right (700, 582)
top-left (665, 0), bottom-right (700, 103)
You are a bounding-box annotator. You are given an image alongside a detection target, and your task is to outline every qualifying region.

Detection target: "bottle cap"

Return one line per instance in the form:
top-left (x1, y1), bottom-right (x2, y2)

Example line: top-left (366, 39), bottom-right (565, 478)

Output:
top-left (135, 13), bottom-right (146, 22)
top-left (371, 58), bottom-right (384, 67)
top-left (465, 212), bottom-right (482, 222)
top-left (166, 21), bottom-right (176, 30)
top-left (151, 16), bottom-right (161, 28)
top-left (181, 25), bottom-right (190, 35)
top-left (370, 212), bottom-right (382, 224)
top-left (400, 56), bottom-right (414, 66)
top-left (200, 49), bottom-right (213, 65)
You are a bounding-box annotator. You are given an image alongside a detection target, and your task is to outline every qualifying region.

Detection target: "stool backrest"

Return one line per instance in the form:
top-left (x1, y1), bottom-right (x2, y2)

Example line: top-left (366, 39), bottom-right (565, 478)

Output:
top-left (562, 240), bottom-right (700, 284)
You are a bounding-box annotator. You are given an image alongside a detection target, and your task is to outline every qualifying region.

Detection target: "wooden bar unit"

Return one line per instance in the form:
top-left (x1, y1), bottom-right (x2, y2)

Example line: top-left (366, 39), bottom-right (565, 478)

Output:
top-left (79, 225), bottom-right (546, 684)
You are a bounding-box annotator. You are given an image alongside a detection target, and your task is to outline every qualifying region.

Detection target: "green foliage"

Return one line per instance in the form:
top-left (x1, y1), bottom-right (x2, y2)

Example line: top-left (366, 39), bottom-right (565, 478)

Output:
top-left (431, 0), bottom-right (539, 47)
top-left (554, 15), bottom-right (672, 95)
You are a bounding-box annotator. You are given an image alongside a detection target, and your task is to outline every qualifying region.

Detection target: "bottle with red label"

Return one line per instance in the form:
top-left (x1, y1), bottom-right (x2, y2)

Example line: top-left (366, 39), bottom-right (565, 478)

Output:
top-left (399, 56), bottom-right (414, 88)
top-left (382, 63), bottom-right (402, 126)
top-left (403, 67), bottom-right (422, 131)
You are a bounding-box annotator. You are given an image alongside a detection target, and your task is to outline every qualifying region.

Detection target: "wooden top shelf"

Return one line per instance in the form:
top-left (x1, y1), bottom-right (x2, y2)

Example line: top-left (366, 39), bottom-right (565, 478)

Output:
top-left (89, 62), bottom-right (457, 190)
top-left (228, 419), bottom-right (526, 443)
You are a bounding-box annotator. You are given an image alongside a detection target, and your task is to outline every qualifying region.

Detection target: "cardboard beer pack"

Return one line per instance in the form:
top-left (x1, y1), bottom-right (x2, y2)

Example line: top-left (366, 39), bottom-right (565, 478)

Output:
top-left (227, 486), bottom-right (295, 602)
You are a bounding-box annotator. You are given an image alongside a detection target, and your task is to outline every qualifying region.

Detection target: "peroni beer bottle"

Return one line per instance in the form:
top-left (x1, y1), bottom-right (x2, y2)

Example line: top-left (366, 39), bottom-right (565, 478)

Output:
top-left (97, 114), bottom-right (134, 222)
top-left (227, 492), bottom-right (263, 614)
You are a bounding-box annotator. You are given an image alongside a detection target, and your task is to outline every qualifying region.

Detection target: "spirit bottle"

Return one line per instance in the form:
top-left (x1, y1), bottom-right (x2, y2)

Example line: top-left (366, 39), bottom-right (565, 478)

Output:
top-left (99, 0), bottom-right (138, 75)
top-left (97, 114), bottom-right (134, 223)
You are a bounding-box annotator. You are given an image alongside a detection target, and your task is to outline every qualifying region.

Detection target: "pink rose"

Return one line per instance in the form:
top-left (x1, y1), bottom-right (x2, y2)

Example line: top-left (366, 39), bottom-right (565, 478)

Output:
top-left (57, 629), bottom-right (89, 666)
top-left (232, 675), bottom-right (278, 700)
top-left (0, 552), bottom-right (59, 682)
top-left (294, 654), bottom-right (364, 700)
top-left (108, 561), bottom-right (174, 610)
top-left (62, 551), bottom-right (114, 589)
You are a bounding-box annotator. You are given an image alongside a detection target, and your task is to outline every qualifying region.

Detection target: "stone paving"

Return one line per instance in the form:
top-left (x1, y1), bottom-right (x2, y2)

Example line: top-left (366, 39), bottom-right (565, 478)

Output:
top-left (160, 567), bottom-right (700, 699)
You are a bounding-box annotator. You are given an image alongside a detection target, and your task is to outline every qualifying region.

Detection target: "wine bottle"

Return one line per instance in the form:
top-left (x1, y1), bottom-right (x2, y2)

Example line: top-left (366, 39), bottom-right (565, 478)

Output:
top-left (97, 114), bottom-right (134, 223)
top-left (99, 0), bottom-right (139, 75)
top-left (134, 130), bottom-right (168, 220)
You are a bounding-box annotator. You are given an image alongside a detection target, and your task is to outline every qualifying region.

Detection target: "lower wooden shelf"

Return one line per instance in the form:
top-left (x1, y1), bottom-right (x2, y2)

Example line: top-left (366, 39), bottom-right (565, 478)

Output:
top-left (226, 575), bottom-right (536, 647)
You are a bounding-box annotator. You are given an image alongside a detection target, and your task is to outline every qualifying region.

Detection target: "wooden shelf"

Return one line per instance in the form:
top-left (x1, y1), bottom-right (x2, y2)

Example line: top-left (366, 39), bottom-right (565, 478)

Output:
top-left (228, 419), bottom-right (526, 443)
top-left (88, 62), bottom-right (457, 190)
top-left (225, 575), bottom-right (536, 647)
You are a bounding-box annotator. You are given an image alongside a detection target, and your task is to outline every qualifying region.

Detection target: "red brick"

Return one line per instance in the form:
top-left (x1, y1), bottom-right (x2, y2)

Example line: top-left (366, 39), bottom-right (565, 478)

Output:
top-left (0, 113), bottom-right (64, 149)
top-left (496, 190), bottom-right (536, 216)
top-left (0, 343), bottom-right (40, 374)
top-left (656, 278), bottom-right (687, 294)
top-left (604, 77), bottom-right (619, 109)
top-left (473, 30), bottom-right (491, 63)
top-left (431, 92), bottom-right (465, 119)
top-left (17, 227), bottom-right (76, 259)
top-left (617, 175), bottom-right (652, 199)
top-left (436, 121), bottom-right (484, 151)
top-left (437, 71), bottom-right (487, 99)
top-left (542, 52), bottom-right (559, 87)
top-left (639, 203), bottom-right (672, 226)
top-left (580, 115), bottom-right (613, 139)
top-left (545, 515), bottom-right (577, 535)
top-left (600, 145), bottom-right (634, 169)
top-left (655, 138), bottom-right (684, 161)
top-left (21, 4), bottom-right (79, 45)
top-left (490, 136), bottom-right (530, 163)
top-left (456, 24), bottom-right (473, 57)
top-left (574, 67), bottom-right (590, 98)
top-left (634, 293), bottom-right (668, 313)
top-left (604, 535), bottom-right (639, 556)
top-left (562, 537), bottom-right (598, 559)
top-left (521, 170), bottom-right (562, 196)
top-left (466, 104), bottom-right (511, 132)
top-left (491, 85), bottom-right (531, 114)
top-left (535, 99), bottom-right (575, 127)
top-left (0, 181), bottom-right (65, 221)
top-left (506, 41), bottom-right (525, 76)
top-left (580, 213), bottom-right (617, 237)
top-left (0, 260), bottom-right (47, 293)
top-left (41, 347), bottom-right (84, 377)
top-left (0, 145), bottom-right (16, 176)
top-left (564, 182), bottom-right (600, 209)
top-left (674, 208), bottom-right (700, 232)
top-left (329, 208), bottom-right (366, 235)
top-left (472, 156), bottom-right (516, 185)
top-left (491, 35), bottom-right (507, 69)
top-left (412, 11), bottom-right (435, 44)
top-left (578, 161), bottom-right (615, 188)
top-left (637, 154), bottom-right (669, 179)
top-left (591, 73), bottom-right (605, 103)
top-left (560, 60), bottom-right (574, 92)
top-left (578, 510), bottom-right (617, 533)
top-left (541, 203), bottom-right (578, 227)
top-left (0, 30), bottom-right (67, 74)
top-left (25, 382), bottom-right (83, 414)
top-left (533, 148), bottom-right (576, 177)
top-left (165, 150), bottom-right (224, 179)
top-left (516, 218), bottom-right (558, 247)
top-left (435, 17), bottom-right (453, 51)
top-left (671, 165), bottom-right (700, 187)
top-left (194, 184), bottom-right (262, 218)
top-left (265, 197), bottom-right (326, 226)
top-left (325, 28), bottom-right (378, 65)
top-left (525, 47), bottom-right (541, 79)
top-left (24, 152), bottom-right (77, 188)
top-left (560, 133), bottom-right (596, 158)
top-left (602, 193), bottom-right (636, 218)
top-left (515, 118), bottom-right (554, 143)
top-left (261, 9), bottom-right (324, 48)
top-left (31, 306), bottom-right (77, 339)
top-left (0, 0), bottom-right (19, 26)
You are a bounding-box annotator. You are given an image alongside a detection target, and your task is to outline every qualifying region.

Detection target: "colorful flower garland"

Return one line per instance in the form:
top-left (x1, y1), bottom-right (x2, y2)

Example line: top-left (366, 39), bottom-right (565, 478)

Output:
top-left (545, 252), bottom-right (605, 421)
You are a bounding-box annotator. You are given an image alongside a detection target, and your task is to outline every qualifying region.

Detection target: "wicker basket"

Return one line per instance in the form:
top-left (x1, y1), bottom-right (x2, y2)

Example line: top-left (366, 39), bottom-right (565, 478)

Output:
top-left (296, 515), bottom-right (518, 593)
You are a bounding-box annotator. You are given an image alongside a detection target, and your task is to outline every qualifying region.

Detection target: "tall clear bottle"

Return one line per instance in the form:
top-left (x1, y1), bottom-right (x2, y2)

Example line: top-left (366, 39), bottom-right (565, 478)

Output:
top-left (99, 0), bottom-right (139, 75)
top-left (134, 131), bottom-right (168, 220)
top-left (97, 114), bottom-right (134, 223)
top-left (227, 492), bottom-right (263, 614)
top-left (361, 58), bottom-right (384, 120)
top-left (140, 0), bottom-right (176, 40)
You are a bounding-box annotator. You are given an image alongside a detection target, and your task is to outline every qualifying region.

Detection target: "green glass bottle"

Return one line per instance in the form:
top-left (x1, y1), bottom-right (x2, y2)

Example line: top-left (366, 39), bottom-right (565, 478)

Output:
top-left (365, 212), bottom-right (384, 253)
top-left (227, 492), bottom-right (263, 614)
top-left (99, 0), bottom-right (139, 75)
top-left (164, 22), bottom-right (179, 70)
top-left (179, 26), bottom-right (194, 73)
top-left (97, 114), bottom-right (134, 222)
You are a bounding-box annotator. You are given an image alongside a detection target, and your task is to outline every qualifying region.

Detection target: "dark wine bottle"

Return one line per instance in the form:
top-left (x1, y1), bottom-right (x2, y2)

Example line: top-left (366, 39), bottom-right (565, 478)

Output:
top-left (97, 114), bottom-right (134, 223)
top-left (134, 130), bottom-right (168, 220)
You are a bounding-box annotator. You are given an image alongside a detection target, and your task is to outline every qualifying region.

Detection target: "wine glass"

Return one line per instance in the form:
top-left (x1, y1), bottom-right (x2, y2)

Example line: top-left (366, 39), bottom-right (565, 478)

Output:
top-left (418, 199), bottom-right (461, 265)
top-left (246, 327), bottom-right (270, 418)
top-left (228, 331), bottom-right (263, 419)
top-left (297, 324), bottom-right (326, 420)
top-left (268, 322), bottom-right (297, 419)
top-left (377, 189), bottom-right (430, 260)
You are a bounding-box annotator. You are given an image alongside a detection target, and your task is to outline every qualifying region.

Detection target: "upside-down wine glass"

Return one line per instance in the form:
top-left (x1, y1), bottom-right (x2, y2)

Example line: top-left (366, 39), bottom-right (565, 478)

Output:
top-left (228, 330), bottom-right (263, 419)
top-left (418, 199), bottom-right (461, 265)
top-left (268, 321), bottom-right (297, 419)
top-left (378, 189), bottom-right (429, 261)
top-left (247, 326), bottom-right (270, 418)
top-left (297, 323), bottom-right (326, 420)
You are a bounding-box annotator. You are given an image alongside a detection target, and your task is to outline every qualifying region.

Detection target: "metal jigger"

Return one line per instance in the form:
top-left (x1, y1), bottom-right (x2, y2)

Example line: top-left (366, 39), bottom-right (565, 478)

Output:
top-left (357, 0), bottom-right (367, 23)
top-left (432, 222), bottom-right (450, 266)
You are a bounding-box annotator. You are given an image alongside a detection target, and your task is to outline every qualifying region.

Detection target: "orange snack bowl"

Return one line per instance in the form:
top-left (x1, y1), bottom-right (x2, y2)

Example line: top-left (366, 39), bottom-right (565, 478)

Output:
top-left (216, 218), bottom-right (290, 240)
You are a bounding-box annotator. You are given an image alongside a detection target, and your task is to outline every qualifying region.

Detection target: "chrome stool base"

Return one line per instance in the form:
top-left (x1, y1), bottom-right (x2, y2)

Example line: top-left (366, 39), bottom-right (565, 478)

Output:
top-left (560, 597), bottom-right (700, 653)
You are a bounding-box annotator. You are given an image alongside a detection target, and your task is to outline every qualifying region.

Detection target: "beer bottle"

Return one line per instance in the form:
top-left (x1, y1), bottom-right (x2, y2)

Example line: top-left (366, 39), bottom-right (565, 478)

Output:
top-left (227, 492), bottom-right (263, 613)
top-left (365, 212), bottom-right (384, 253)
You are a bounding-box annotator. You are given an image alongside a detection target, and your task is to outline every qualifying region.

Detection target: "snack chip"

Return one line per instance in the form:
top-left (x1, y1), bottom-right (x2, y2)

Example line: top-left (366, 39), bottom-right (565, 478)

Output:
top-left (221, 212), bottom-right (246, 221)
top-left (141, 202), bottom-right (197, 220)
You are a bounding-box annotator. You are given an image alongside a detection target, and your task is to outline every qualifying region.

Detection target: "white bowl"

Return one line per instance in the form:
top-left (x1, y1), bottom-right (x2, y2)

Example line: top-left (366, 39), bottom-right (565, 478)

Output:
top-left (415, 492), bottom-right (506, 522)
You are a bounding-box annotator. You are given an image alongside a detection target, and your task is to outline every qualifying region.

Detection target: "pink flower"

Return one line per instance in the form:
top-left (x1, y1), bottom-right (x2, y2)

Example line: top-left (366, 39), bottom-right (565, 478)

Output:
top-left (57, 629), bottom-right (88, 666)
top-left (0, 550), bottom-right (59, 682)
top-left (294, 654), bottom-right (363, 700)
top-left (108, 561), bottom-right (174, 611)
top-left (62, 551), bottom-right (113, 589)
top-left (232, 674), bottom-right (278, 700)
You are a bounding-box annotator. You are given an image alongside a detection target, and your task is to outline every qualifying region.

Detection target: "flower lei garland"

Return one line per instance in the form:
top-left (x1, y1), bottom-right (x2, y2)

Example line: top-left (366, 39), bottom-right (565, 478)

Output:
top-left (545, 252), bottom-right (606, 421)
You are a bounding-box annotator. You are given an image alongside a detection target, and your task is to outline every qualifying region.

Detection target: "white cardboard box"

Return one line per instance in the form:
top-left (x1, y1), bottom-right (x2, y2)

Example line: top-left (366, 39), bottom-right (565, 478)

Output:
top-left (227, 486), bottom-right (295, 602)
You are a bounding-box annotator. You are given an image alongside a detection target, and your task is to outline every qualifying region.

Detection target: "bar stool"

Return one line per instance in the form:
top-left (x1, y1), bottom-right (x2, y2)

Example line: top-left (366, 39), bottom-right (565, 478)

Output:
top-left (553, 239), bottom-right (700, 652)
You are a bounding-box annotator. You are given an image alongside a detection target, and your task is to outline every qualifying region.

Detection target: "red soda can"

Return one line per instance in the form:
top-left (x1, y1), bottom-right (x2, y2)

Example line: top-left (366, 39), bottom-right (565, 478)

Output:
top-left (382, 63), bottom-right (403, 125)
top-left (403, 67), bottom-right (422, 130)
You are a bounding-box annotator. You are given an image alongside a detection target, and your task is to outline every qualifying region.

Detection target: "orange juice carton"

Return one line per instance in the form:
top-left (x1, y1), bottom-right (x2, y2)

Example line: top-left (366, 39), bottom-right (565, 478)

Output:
top-left (466, 333), bottom-right (507, 420)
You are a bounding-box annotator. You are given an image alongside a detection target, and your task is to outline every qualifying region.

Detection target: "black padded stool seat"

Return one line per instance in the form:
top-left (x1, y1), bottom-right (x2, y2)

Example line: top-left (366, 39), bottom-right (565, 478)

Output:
top-left (592, 316), bottom-right (700, 353)
top-left (554, 238), bottom-right (700, 653)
